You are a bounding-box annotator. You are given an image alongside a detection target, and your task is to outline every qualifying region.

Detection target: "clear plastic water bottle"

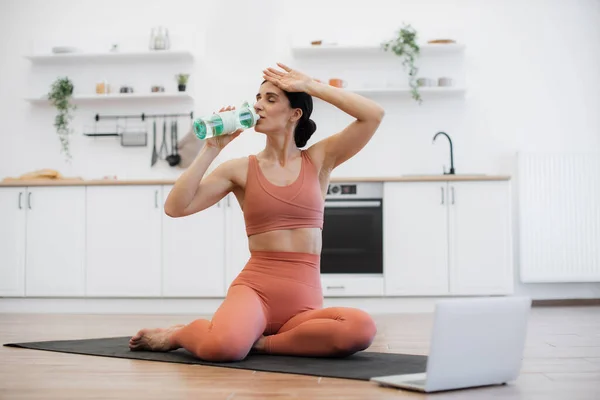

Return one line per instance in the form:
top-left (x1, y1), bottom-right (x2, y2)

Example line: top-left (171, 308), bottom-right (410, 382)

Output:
top-left (193, 101), bottom-right (260, 140)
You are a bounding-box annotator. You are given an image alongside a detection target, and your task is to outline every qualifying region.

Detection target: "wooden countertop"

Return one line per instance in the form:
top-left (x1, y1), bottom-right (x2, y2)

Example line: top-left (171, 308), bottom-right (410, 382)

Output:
top-left (0, 175), bottom-right (511, 187)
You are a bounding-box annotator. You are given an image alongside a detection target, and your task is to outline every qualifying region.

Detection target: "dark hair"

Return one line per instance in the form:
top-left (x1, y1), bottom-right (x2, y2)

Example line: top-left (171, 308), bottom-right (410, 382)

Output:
top-left (261, 81), bottom-right (317, 147)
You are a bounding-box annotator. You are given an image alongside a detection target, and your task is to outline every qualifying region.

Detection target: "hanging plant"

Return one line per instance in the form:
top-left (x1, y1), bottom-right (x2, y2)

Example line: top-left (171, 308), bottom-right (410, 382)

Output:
top-left (48, 77), bottom-right (76, 161)
top-left (382, 24), bottom-right (422, 104)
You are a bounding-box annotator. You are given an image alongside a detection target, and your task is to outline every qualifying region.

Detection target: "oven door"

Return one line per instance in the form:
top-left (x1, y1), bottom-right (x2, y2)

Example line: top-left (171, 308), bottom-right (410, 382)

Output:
top-left (321, 199), bottom-right (383, 274)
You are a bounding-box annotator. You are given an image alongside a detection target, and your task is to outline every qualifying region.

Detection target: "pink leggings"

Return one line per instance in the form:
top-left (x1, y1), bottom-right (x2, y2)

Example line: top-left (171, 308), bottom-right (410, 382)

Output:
top-left (170, 251), bottom-right (377, 362)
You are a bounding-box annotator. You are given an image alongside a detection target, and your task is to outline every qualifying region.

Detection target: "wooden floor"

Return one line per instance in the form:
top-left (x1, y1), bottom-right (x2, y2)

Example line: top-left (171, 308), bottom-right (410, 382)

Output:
top-left (1, 306), bottom-right (599, 399)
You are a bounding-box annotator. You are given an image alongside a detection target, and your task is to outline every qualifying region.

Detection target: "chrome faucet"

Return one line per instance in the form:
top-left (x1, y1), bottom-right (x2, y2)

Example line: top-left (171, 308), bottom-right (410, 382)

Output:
top-left (432, 131), bottom-right (455, 175)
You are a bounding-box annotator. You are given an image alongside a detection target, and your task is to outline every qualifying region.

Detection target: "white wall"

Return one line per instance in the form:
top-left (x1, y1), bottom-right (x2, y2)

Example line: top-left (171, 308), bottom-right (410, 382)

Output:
top-left (1, 0), bottom-right (599, 300)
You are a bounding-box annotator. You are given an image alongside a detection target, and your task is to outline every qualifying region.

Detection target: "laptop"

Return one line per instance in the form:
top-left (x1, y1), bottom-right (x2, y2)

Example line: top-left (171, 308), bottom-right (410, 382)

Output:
top-left (370, 296), bottom-right (532, 393)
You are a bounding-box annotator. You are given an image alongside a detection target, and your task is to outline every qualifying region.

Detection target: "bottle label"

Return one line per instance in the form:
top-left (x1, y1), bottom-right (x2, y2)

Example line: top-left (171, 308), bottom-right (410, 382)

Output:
top-left (219, 110), bottom-right (237, 135)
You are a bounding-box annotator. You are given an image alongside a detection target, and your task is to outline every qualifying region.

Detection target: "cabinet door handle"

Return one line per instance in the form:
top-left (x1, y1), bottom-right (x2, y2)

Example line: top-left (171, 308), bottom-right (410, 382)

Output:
top-left (441, 187), bottom-right (445, 205)
top-left (227, 195), bottom-right (231, 207)
top-left (154, 190), bottom-right (158, 208)
top-left (18, 192), bottom-right (22, 209)
top-left (28, 192), bottom-right (32, 209)
top-left (451, 187), bottom-right (455, 204)
top-left (326, 285), bottom-right (345, 290)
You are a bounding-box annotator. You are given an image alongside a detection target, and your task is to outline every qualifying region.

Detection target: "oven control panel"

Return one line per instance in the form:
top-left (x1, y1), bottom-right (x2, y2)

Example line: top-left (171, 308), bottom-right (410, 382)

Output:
top-left (326, 182), bottom-right (383, 199)
top-left (327, 184), bottom-right (356, 195)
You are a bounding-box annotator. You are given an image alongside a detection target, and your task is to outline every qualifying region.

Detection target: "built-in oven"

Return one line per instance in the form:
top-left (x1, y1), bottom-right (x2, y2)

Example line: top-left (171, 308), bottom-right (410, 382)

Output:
top-left (321, 182), bottom-right (383, 275)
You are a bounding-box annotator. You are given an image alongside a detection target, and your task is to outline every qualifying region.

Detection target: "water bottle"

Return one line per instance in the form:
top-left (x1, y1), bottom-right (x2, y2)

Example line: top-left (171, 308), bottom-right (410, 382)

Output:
top-left (193, 101), bottom-right (260, 140)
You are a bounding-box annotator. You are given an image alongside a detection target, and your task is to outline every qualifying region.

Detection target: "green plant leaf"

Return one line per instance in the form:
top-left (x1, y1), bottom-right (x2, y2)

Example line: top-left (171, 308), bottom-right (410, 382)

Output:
top-left (382, 23), bottom-right (422, 104)
top-left (48, 77), bottom-right (76, 161)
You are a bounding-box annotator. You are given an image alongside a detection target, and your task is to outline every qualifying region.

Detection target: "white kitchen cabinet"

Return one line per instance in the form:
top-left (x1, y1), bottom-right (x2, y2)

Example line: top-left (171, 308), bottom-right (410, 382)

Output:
top-left (25, 187), bottom-right (86, 296)
top-left (161, 185), bottom-right (226, 297)
top-left (448, 181), bottom-right (513, 294)
top-left (0, 188), bottom-right (26, 296)
top-left (0, 186), bottom-right (85, 297)
top-left (86, 186), bottom-right (162, 297)
top-left (224, 193), bottom-right (250, 289)
top-left (383, 182), bottom-right (450, 295)
top-left (383, 180), bottom-right (513, 296)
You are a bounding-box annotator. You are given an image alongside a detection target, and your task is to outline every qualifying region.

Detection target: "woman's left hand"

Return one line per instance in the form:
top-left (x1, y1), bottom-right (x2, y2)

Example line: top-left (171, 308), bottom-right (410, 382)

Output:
top-left (263, 63), bottom-right (313, 93)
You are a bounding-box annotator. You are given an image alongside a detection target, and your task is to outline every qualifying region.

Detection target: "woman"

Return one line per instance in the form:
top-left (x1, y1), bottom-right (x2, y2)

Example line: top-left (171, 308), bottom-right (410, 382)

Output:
top-left (129, 63), bottom-right (385, 361)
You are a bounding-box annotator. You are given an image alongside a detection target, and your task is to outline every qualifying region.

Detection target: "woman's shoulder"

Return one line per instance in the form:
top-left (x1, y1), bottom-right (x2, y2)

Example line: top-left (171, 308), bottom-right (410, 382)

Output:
top-left (211, 155), bottom-right (250, 185)
top-left (304, 143), bottom-right (328, 171)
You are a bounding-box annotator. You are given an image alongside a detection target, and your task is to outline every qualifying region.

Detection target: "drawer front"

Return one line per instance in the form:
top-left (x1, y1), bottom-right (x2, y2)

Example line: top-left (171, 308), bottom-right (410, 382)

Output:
top-left (320, 275), bottom-right (384, 297)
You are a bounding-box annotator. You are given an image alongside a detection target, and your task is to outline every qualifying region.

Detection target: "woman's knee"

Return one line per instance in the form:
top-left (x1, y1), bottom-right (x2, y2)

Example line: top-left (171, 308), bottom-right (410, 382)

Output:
top-left (190, 332), bottom-right (253, 362)
top-left (341, 309), bottom-right (377, 352)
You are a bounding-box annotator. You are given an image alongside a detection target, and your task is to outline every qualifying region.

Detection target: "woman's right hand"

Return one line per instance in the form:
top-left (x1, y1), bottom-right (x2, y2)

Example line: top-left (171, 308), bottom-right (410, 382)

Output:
top-left (204, 105), bottom-right (244, 151)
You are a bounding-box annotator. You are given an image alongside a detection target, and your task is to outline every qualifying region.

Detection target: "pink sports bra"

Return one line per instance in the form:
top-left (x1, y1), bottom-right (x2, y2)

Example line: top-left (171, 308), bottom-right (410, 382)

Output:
top-left (243, 150), bottom-right (324, 236)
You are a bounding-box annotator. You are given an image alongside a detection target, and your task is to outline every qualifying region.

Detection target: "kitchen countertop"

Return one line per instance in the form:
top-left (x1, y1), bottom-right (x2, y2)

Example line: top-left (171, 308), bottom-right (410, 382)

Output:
top-left (0, 175), bottom-right (511, 187)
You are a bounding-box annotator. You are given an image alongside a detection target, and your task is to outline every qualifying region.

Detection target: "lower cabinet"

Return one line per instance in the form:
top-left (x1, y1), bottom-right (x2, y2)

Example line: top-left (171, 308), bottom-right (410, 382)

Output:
top-left (0, 186), bottom-right (85, 297)
top-left (84, 186), bottom-right (245, 298)
top-left (224, 193), bottom-right (251, 289)
top-left (86, 186), bottom-right (162, 297)
top-left (0, 187), bottom-right (26, 297)
top-left (25, 187), bottom-right (86, 297)
top-left (1, 179), bottom-right (513, 300)
top-left (161, 185), bottom-right (226, 297)
top-left (383, 180), bottom-right (513, 296)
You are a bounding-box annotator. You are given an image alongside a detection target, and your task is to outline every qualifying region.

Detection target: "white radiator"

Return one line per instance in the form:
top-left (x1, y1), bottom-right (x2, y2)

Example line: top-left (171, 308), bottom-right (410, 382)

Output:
top-left (518, 152), bottom-right (600, 282)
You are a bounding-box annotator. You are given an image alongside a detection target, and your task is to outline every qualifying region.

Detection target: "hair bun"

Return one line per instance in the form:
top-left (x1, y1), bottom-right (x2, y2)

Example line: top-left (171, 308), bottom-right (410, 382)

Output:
top-left (294, 118), bottom-right (317, 148)
top-left (304, 119), bottom-right (317, 135)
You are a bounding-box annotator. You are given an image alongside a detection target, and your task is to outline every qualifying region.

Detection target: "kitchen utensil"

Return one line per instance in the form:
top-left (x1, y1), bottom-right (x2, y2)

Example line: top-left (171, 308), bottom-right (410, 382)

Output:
top-left (158, 119), bottom-right (169, 160)
top-left (120, 122), bottom-right (147, 147)
top-left (166, 120), bottom-right (181, 166)
top-left (151, 119), bottom-right (158, 166)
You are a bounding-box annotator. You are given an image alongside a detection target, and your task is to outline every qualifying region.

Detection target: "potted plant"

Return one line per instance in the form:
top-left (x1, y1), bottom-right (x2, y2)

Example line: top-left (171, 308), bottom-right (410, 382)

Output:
top-left (382, 24), bottom-right (422, 104)
top-left (47, 77), bottom-right (76, 161)
top-left (176, 74), bottom-right (190, 92)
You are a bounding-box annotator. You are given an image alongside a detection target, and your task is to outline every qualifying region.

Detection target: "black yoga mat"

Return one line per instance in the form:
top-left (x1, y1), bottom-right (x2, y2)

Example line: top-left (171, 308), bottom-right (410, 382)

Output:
top-left (4, 336), bottom-right (427, 381)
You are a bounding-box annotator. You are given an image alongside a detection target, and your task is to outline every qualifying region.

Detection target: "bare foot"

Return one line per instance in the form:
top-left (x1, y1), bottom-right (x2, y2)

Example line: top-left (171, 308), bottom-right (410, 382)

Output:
top-left (129, 324), bottom-right (185, 352)
top-left (251, 335), bottom-right (267, 354)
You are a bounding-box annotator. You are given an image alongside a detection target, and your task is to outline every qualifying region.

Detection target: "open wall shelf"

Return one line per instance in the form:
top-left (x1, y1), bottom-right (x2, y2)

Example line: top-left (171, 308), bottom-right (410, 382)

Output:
top-left (24, 50), bottom-right (194, 64)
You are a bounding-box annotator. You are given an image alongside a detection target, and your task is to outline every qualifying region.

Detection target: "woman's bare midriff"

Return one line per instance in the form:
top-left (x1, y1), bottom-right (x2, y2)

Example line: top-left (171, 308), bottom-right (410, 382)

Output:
top-left (248, 227), bottom-right (322, 255)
